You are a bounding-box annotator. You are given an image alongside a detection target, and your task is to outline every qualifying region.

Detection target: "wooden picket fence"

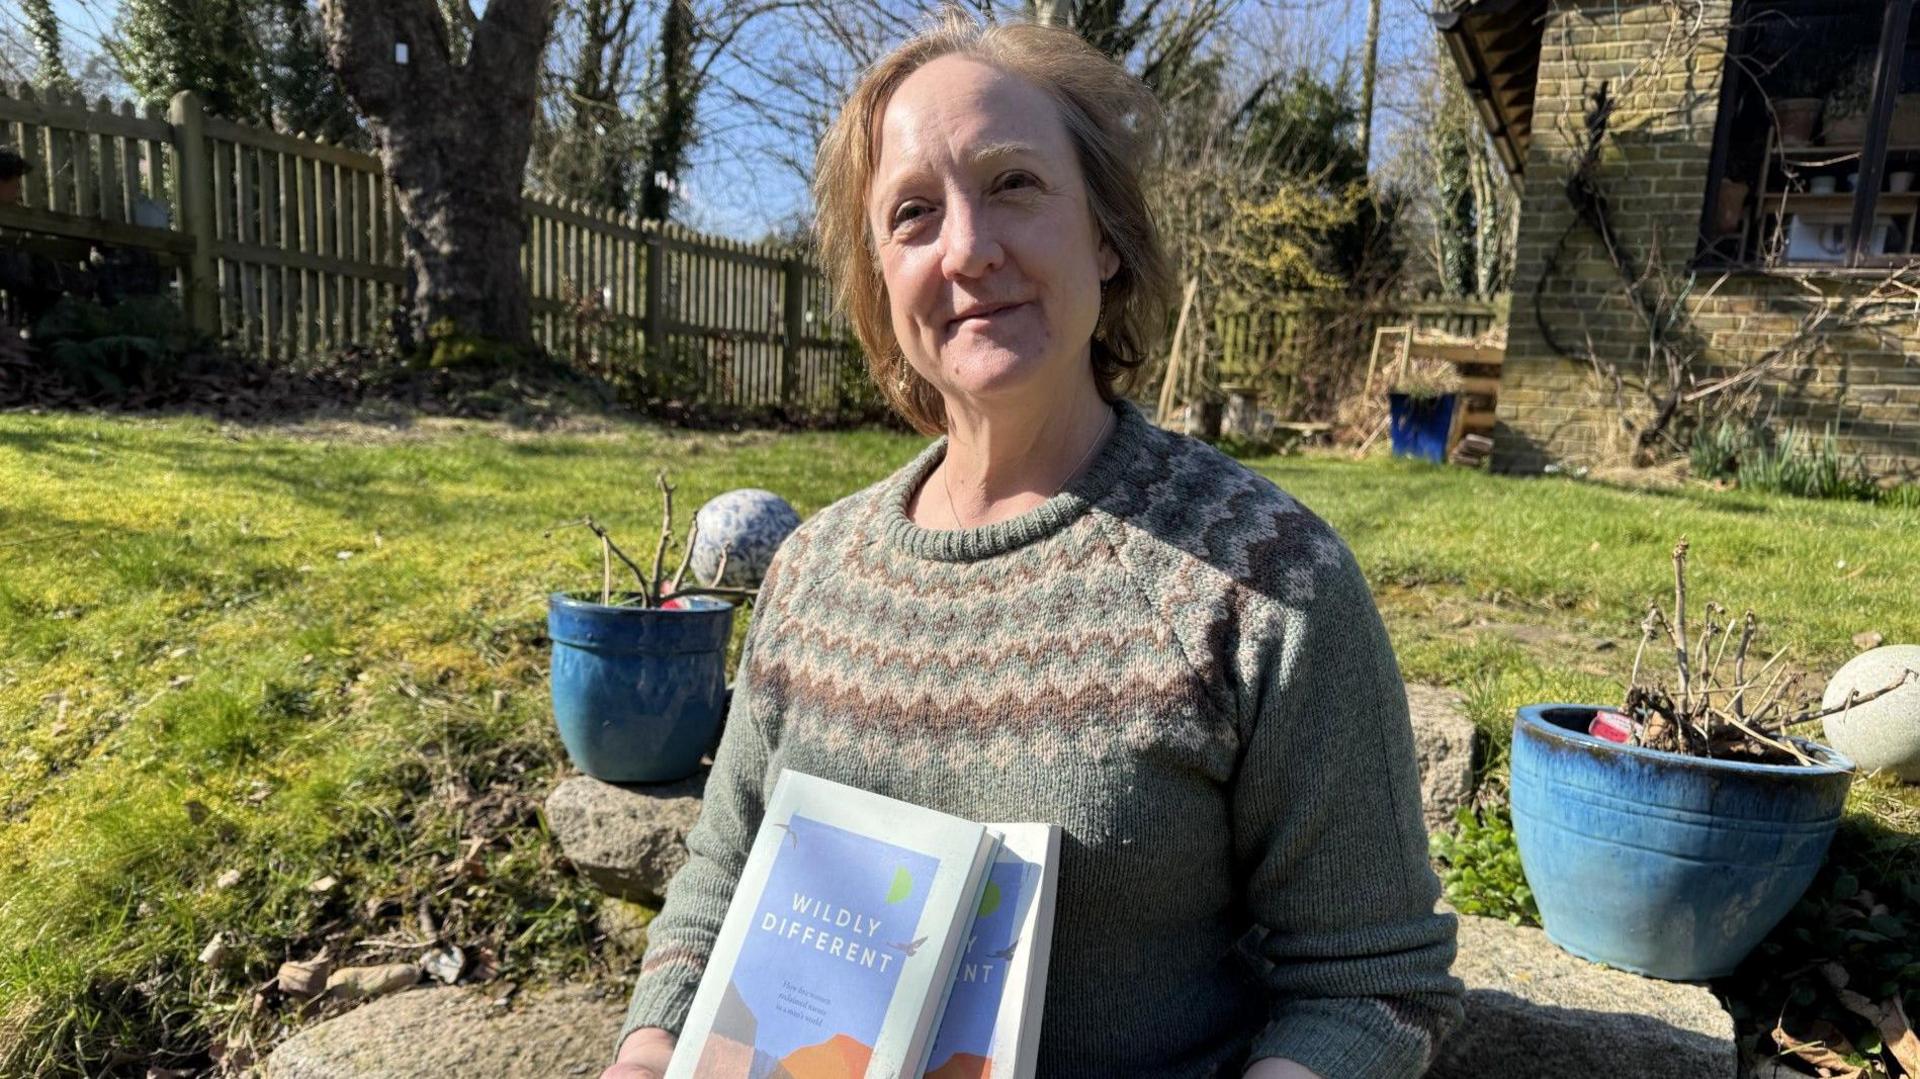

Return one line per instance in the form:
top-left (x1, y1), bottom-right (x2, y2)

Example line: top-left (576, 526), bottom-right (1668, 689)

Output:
top-left (2, 84), bottom-right (1509, 420)
top-left (1209, 292), bottom-right (1506, 420)
top-left (0, 85), bottom-right (867, 413)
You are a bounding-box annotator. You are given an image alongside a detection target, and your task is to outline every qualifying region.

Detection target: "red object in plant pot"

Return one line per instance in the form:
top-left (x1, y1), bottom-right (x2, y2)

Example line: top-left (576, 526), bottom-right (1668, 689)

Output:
top-left (1587, 711), bottom-right (1637, 744)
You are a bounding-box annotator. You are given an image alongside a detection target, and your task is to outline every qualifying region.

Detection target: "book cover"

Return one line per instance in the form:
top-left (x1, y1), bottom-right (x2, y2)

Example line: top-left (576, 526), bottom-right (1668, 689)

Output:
top-left (920, 823), bottom-right (1062, 1079)
top-left (668, 770), bottom-right (1000, 1079)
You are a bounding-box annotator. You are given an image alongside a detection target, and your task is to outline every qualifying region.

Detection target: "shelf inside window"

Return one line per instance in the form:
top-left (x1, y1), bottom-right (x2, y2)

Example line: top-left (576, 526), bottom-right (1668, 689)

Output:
top-left (1756, 191), bottom-right (1920, 209)
top-left (1774, 143), bottom-right (1920, 161)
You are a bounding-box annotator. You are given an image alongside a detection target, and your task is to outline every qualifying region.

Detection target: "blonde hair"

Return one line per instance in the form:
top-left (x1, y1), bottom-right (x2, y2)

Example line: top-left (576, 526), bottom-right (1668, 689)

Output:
top-left (812, 12), bottom-right (1174, 435)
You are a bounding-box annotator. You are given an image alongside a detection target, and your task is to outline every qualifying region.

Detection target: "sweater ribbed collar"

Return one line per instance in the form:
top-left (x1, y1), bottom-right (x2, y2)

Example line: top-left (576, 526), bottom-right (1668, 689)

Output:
top-left (877, 397), bottom-right (1146, 562)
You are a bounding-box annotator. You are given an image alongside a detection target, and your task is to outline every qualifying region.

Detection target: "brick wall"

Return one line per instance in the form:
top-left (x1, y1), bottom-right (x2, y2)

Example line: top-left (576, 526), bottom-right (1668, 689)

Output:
top-left (1494, 0), bottom-right (1920, 483)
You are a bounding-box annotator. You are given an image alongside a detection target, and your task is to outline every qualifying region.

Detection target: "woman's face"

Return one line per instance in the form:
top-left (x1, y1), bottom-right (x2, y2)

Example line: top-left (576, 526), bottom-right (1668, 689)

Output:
top-left (867, 55), bottom-right (1117, 406)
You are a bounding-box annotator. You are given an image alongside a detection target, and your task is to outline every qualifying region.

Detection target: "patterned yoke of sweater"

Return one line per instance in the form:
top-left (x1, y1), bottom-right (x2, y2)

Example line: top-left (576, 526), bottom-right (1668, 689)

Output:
top-left (621, 397), bottom-right (1463, 1078)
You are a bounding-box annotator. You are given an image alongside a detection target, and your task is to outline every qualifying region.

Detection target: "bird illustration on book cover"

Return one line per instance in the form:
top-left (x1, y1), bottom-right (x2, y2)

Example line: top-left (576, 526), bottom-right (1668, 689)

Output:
top-left (921, 859), bottom-right (1032, 1079)
top-left (694, 814), bottom-right (939, 1079)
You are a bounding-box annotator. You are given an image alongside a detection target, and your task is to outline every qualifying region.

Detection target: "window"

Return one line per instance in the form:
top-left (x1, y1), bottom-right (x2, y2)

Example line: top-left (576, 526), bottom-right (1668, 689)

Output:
top-left (1701, 0), bottom-right (1920, 268)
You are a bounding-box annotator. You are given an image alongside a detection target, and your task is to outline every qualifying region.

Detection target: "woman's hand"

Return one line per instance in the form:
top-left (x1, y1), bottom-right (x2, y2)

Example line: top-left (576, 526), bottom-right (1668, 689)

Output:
top-left (600, 1027), bottom-right (676, 1079)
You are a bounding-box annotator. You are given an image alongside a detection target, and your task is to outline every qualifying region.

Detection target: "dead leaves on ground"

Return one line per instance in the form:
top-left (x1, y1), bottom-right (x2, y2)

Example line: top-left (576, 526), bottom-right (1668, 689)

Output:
top-left (1771, 965), bottom-right (1920, 1078)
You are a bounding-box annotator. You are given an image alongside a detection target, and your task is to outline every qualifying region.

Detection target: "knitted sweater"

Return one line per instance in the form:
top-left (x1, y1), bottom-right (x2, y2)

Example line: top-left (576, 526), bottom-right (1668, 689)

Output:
top-left (621, 398), bottom-right (1462, 1077)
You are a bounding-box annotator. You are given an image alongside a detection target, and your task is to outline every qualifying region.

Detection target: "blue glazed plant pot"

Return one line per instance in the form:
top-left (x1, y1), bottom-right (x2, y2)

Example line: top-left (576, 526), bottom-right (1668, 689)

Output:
top-left (547, 592), bottom-right (736, 783)
top-left (1387, 392), bottom-right (1456, 463)
top-left (1510, 703), bottom-right (1854, 981)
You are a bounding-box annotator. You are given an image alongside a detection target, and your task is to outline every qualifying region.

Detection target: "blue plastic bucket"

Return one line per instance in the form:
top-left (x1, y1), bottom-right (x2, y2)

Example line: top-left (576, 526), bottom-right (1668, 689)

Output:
top-left (547, 592), bottom-right (736, 783)
top-left (1388, 392), bottom-right (1456, 462)
top-left (1510, 703), bottom-right (1853, 980)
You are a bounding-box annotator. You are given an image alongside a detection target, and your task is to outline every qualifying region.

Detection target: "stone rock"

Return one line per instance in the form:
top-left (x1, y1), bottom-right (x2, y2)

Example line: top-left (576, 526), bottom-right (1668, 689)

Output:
top-left (1430, 913), bottom-right (1736, 1078)
top-left (1405, 683), bottom-right (1479, 832)
top-left (264, 985), bottom-right (623, 1079)
top-left (1822, 644), bottom-right (1920, 782)
top-left (596, 897), bottom-right (655, 955)
top-left (545, 772), bottom-right (707, 903)
top-left (688, 488), bottom-right (801, 590)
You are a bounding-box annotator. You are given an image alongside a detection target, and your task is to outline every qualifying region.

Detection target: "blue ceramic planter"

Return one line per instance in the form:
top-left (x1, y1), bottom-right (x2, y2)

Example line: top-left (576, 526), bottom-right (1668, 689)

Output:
top-left (1510, 703), bottom-right (1854, 981)
top-left (547, 592), bottom-right (736, 783)
top-left (1388, 392), bottom-right (1456, 463)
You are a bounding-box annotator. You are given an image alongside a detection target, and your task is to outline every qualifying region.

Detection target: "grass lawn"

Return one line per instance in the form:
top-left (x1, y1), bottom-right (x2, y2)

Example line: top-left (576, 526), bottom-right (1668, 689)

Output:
top-left (2, 409), bottom-right (1916, 1075)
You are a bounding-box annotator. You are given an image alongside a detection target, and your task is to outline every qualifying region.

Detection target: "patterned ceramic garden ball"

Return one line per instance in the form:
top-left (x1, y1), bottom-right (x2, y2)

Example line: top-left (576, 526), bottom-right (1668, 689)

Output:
top-left (1822, 644), bottom-right (1920, 782)
top-left (688, 489), bottom-right (801, 590)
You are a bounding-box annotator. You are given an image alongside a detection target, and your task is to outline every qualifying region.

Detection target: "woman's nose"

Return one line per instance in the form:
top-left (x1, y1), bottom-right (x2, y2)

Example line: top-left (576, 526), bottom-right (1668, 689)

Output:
top-left (938, 197), bottom-right (1004, 280)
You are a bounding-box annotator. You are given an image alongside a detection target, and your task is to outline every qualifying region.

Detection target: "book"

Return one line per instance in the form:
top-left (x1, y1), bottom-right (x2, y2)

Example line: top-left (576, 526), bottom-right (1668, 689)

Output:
top-left (667, 769), bottom-right (1002, 1079)
top-left (920, 824), bottom-right (1062, 1079)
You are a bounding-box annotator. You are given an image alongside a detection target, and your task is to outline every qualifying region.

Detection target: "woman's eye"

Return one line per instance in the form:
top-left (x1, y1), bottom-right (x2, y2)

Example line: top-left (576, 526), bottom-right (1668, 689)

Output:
top-left (892, 203), bottom-right (929, 228)
top-left (996, 172), bottom-right (1038, 193)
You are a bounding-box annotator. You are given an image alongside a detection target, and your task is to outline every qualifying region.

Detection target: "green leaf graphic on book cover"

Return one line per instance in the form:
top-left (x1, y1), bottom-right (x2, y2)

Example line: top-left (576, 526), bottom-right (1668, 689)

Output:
top-left (885, 866), bottom-right (915, 904)
top-left (977, 879), bottom-right (1002, 918)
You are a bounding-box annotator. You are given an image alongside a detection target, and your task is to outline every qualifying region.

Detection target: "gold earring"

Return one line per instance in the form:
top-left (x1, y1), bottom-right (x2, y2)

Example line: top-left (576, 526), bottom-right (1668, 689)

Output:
top-left (895, 365), bottom-right (911, 394)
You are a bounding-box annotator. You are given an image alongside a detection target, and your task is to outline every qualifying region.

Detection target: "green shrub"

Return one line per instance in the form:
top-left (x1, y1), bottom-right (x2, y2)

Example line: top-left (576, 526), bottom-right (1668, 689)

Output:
top-left (1877, 483), bottom-right (1920, 510)
top-left (1741, 426), bottom-right (1880, 502)
top-left (1722, 787), bottom-right (1920, 1075)
top-left (1688, 415), bottom-right (1749, 482)
top-left (29, 296), bottom-right (199, 395)
top-left (1688, 419), bottom-right (1881, 503)
top-left (1428, 802), bottom-right (1539, 925)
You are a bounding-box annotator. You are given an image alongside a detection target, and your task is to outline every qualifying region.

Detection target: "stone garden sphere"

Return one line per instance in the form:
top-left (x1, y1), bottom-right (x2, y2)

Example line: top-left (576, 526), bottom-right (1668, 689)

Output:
top-left (688, 489), bottom-right (801, 590)
top-left (1822, 644), bottom-right (1920, 782)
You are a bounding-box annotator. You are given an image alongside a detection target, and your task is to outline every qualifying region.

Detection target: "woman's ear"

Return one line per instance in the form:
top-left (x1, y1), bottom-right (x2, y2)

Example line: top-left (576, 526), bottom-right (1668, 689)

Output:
top-left (1099, 242), bottom-right (1120, 285)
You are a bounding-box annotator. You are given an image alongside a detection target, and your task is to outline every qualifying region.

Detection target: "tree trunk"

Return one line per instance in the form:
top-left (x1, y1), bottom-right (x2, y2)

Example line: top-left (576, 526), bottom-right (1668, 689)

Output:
top-left (639, 0), bottom-right (695, 223)
top-left (1356, 0), bottom-right (1382, 163)
top-left (320, 0), bottom-right (553, 348)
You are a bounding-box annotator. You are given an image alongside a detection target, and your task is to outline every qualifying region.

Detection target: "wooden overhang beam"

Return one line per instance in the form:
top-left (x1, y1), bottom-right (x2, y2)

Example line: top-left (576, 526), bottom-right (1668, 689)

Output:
top-left (1431, 0), bottom-right (1546, 182)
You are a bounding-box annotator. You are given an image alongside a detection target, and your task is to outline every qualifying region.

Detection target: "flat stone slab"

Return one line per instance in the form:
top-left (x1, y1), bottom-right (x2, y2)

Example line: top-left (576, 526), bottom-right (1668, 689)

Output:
top-left (263, 985), bottom-right (624, 1078)
top-left (1405, 683), bottom-right (1479, 832)
top-left (1431, 913), bottom-right (1736, 1078)
top-left (545, 772), bottom-right (706, 903)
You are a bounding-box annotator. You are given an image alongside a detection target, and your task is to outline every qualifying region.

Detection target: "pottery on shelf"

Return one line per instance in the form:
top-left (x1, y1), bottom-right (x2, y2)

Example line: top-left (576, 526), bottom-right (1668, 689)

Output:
top-left (1715, 179), bottom-right (1750, 235)
top-left (1891, 93), bottom-right (1920, 145)
top-left (1774, 97), bottom-right (1823, 146)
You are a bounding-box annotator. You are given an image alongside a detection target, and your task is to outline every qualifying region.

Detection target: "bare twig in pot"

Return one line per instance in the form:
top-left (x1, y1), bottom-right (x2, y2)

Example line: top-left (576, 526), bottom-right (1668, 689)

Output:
top-left (1631, 603), bottom-right (1660, 690)
top-left (1671, 539), bottom-right (1692, 712)
top-left (666, 518), bottom-right (700, 599)
top-left (1763, 669), bottom-right (1918, 735)
top-left (1731, 610), bottom-right (1756, 719)
top-left (601, 533), bottom-right (613, 606)
top-left (650, 472), bottom-right (675, 602)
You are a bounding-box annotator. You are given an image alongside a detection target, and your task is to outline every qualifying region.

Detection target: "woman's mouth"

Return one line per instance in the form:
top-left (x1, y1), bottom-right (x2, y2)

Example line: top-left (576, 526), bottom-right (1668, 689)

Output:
top-left (948, 301), bottom-right (1029, 330)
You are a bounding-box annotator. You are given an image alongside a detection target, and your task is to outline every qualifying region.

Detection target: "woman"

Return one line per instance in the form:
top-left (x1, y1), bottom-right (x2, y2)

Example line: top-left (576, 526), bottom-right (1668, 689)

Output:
top-left (606, 14), bottom-right (1460, 1079)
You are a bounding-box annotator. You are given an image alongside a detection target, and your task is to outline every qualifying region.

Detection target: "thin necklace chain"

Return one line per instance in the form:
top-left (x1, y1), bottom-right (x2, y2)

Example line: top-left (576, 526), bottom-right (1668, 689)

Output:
top-left (943, 408), bottom-right (1114, 530)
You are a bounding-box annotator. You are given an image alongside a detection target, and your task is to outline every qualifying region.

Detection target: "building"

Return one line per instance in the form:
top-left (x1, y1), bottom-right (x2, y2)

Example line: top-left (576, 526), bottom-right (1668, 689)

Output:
top-left (1435, 0), bottom-right (1920, 482)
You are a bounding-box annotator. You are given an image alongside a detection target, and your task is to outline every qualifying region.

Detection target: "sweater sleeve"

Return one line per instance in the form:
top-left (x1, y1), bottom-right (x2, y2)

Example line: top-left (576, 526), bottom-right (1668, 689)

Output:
top-left (1230, 543), bottom-right (1463, 1078)
top-left (614, 561), bottom-right (785, 1052)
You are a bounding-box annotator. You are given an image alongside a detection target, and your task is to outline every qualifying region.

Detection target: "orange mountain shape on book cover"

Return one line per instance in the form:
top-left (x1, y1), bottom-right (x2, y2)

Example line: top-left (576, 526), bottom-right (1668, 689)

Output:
top-left (779, 1032), bottom-right (872, 1079)
top-left (926, 1052), bottom-right (991, 1079)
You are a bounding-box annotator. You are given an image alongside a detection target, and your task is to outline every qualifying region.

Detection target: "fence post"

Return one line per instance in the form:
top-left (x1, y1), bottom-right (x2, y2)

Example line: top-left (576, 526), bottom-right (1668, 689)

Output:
top-left (780, 257), bottom-right (804, 409)
top-left (167, 91), bottom-right (217, 336)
